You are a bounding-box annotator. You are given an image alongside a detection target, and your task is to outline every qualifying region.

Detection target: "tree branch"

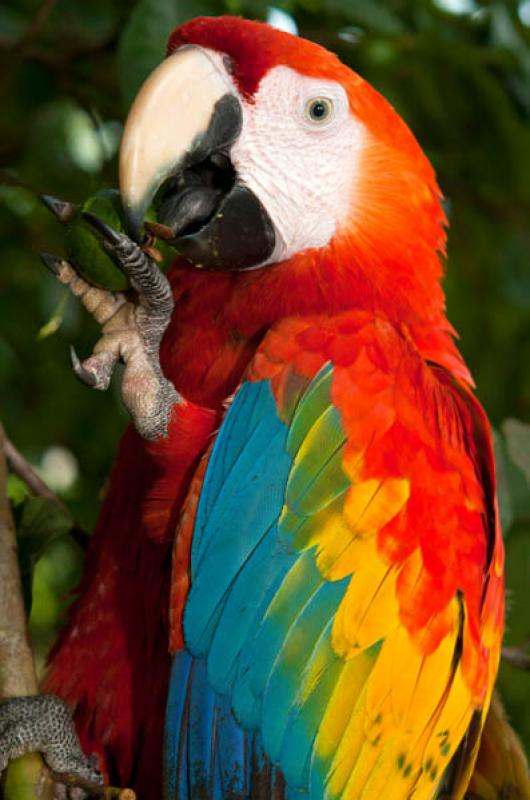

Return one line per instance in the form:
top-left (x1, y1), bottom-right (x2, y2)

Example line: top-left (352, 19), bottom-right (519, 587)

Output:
top-left (0, 421), bottom-right (51, 798)
top-left (4, 437), bottom-right (69, 515)
top-left (0, 425), bottom-right (38, 699)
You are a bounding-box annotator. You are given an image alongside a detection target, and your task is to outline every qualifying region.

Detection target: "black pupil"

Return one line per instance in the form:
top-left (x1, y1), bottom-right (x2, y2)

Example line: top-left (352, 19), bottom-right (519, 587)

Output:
top-left (311, 100), bottom-right (327, 120)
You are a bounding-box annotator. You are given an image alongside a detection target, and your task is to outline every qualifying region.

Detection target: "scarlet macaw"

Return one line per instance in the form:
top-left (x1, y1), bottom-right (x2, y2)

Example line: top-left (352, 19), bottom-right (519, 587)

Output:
top-left (0, 16), bottom-right (506, 800)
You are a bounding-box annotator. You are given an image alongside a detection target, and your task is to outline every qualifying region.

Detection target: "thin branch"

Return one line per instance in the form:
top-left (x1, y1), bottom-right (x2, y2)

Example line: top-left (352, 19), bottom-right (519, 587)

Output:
top-left (4, 437), bottom-right (90, 550)
top-left (4, 438), bottom-right (69, 514)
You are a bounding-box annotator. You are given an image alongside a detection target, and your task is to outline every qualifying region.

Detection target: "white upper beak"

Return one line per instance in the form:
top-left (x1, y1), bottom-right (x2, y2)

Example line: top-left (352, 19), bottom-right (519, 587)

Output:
top-left (119, 45), bottom-right (236, 238)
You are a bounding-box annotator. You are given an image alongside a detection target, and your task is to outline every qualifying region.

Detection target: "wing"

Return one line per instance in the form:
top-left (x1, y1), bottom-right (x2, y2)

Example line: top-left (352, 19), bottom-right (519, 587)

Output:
top-left (164, 315), bottom-right (504, 800)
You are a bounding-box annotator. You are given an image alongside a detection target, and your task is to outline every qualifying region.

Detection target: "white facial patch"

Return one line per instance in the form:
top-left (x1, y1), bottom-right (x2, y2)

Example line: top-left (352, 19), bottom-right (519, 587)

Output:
top-left (229, 65), bottom-right (367, 264)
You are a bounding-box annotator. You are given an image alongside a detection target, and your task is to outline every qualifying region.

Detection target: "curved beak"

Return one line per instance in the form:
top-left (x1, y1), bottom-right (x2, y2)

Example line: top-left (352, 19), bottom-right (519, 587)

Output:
top-left (119, 46), bottom-right (241, 241)
top-left (119, 45), bottom-right (276, 270)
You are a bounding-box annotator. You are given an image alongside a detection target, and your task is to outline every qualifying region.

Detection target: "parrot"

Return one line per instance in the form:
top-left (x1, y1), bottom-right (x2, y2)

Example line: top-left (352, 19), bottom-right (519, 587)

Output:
top-left (0, 14), bottom-right (512, 800)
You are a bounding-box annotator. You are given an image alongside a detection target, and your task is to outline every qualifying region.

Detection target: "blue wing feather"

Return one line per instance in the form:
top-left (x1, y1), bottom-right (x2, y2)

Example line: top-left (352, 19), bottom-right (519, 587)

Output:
top-left (165, 369), bottom-right (351, 799)
top-left (187, 658), bottom-right (217, 796)
top-left (164, 651), bottom-right (193, 800)
top-left (261, 579), bottom-right (348, 764)
top-left (185, 428), bottom-right (291, 655)
top-left (207, 530), bottom-right (295, 696)
top-left (191, 380), bottom-right (274, 570)
top-left (215, 693), bottom-right (247, 797)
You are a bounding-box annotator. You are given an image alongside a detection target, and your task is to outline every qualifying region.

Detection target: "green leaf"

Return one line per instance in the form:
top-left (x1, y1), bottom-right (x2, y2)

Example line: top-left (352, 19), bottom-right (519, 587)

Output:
top-left (502, 418), bottom-right (530, 485)
top-left (7, 474), bottom-right (30, 507)
top-left (17, 496), bottom-right (74, 543)
top-left (14, 497), bottom-right (74, 613)
top-left (117, 0), bottom-right (215, 109)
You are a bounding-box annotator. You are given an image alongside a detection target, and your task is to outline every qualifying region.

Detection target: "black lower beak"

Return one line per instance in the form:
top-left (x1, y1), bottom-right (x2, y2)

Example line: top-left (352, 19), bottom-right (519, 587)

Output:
top-left (155, 151), bottom-right (276, 271)
top-left (174, 184), bottom-right (275, 271)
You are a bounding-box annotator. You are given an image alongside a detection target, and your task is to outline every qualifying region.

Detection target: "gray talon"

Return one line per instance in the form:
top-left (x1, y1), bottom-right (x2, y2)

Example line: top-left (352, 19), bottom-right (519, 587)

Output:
top-left (41, 252), bottom-right (63, 275)
top-left (69, 347), bottom-right (115, 392)
top-left (70, 346), bottom-right (98, 388)
top-left (41, 194), bottom-right (78, 224)
top-left (0, 695), bottom-right (102, 788)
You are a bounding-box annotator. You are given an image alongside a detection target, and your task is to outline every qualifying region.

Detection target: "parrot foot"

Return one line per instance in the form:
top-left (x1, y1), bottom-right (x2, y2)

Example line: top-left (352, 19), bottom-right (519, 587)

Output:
top-left (70, 345), bottom-right (115, 391)
top-left (40, 232), bottom-right (181, 440)
top-left (0, 695), bottom-right (102, 797)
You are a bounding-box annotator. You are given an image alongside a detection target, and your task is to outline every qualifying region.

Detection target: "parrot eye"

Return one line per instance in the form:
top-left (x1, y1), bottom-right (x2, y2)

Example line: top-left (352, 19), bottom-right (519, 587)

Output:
top-left (305, 97), bottom-right (334, 124)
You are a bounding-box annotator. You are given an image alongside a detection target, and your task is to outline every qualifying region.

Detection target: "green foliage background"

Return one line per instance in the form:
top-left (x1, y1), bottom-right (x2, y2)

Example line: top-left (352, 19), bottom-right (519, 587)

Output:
top-left (1, 0), bottom-right (529, 762)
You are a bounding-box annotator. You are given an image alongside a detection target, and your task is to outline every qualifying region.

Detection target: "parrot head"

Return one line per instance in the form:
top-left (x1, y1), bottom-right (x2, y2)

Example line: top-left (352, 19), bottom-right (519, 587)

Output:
top-left (120, 16), bottom-right (448, 325)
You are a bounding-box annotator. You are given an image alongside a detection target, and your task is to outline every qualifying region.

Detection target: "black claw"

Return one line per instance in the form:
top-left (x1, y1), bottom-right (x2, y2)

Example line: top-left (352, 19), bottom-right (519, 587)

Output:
top-left (41, 194), bottom-right (78, 224)
top-left (40, 252), bottom-right (64, 275)
top-left (69, 345), bottom-right (97, 388)
top-left (82, 212), bottom-right (123, 246)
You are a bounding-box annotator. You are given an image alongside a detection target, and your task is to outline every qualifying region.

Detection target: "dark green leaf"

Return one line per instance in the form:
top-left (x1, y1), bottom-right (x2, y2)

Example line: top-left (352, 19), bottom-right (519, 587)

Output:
top-left (14, 496), bottom-right (74, 612)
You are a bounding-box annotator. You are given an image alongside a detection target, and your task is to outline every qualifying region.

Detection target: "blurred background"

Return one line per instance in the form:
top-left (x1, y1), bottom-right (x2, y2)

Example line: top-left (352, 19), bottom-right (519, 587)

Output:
top-left (0, 0), bottom-right (529, 759)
